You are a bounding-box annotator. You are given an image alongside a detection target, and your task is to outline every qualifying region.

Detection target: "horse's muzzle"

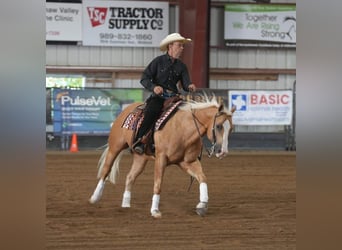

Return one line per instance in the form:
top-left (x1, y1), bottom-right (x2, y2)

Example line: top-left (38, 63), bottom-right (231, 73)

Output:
top-left (215, 148), bottom-right (228, 159)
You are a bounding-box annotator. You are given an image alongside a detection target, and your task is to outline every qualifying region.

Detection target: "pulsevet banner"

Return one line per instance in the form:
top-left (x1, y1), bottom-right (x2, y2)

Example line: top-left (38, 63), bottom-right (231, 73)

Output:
top-left (82, 0), bottom-right (169, 47)
top-left (46, 2), bottom-right (82, 41)
top-left (224, 4), bottom-right (296, 44)
top-left (229, 90), bottom-right (293, 125)
top-left (52, 89), bottom-right (143, 135)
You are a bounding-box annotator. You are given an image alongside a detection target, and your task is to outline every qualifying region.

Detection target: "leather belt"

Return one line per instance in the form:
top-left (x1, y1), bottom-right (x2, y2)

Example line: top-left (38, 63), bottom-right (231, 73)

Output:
top-left (162, 91), bottom-right (177, 98)
top-left (164, 89), bottom-right (174, 94)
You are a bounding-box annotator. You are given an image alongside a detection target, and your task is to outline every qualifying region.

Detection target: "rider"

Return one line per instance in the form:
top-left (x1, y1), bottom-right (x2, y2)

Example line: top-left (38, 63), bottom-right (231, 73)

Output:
top-left (133, 33), bottom-right (197, 154)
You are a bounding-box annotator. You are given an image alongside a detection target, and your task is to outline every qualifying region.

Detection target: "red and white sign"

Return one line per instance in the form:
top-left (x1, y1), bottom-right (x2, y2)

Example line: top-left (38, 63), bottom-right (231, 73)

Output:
top-left (87, 7), bottom-right (108, 27)
top-left (229, 90), bottom-right (293, 125)
top-left (82, 0), bottom-right (169, 47)
top-left (46, 2), bottom-right (82, 41)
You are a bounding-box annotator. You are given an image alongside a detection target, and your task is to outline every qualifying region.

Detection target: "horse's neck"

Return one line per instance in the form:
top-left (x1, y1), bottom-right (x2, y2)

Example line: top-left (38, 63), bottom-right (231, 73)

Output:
top-left (168, 110), bottom-right (203, 135)
top-left (180, 107), bottom-right (216, 137)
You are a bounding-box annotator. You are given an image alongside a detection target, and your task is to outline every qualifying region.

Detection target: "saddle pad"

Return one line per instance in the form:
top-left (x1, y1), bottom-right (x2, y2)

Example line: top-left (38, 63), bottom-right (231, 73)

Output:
top-left (155, 100), bottom-right (183, 131)
top-left (121, 100), bottom-right (182, 131)
top-left (122, 111), bottom-right (142, 130)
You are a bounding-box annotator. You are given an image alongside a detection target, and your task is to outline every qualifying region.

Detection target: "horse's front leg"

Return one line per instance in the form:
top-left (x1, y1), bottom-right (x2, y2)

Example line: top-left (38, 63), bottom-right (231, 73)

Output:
top-left (179, 160), bottom-right (209, 216)
top-left (196, 182), bottom-right (209, 216)
top-left (150, 156), bottom-right (167, 218)
top-left (121, 154), bottom-right (148, 208)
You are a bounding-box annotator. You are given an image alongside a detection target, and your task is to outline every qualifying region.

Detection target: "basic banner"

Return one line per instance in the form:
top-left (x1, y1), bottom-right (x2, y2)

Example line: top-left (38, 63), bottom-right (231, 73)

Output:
top-left (52, 89), bottom-right (143, 135)
top-left (224, 4), bottom-right (296, 44)
top-left (82, 0), bottom-right (169, 47)
top-left (229, 90), bottom-right (293, 125)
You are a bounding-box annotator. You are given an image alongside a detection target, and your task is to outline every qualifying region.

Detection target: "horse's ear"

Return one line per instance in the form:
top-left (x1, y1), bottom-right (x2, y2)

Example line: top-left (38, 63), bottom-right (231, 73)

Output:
top-left (231, 106), bottom-right (236, 113)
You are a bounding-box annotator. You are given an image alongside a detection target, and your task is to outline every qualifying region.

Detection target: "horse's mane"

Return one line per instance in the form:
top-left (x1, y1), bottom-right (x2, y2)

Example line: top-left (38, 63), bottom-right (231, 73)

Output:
top-left (179, 93), bottom-right (231, 113)
top-left (179, 93), bottom-right (233, 115)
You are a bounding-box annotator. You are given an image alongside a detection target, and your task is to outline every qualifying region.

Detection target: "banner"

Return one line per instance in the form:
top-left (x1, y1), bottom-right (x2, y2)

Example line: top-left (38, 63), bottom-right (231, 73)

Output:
top-left (82, 0), bottom-right (169, 47)
top-left (224, 4), bottom-right (296, 44)
top-left (229, 90), bottom-right (293, 125)
top-left (46, 2), bottom-right (82, 41)
top-left (52, 89), bottom-right (143, 135)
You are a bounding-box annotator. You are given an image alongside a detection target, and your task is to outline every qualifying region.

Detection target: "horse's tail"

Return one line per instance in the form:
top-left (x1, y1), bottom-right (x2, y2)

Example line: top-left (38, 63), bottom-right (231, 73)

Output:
top-left (97, 145), bottom-right (124, 184)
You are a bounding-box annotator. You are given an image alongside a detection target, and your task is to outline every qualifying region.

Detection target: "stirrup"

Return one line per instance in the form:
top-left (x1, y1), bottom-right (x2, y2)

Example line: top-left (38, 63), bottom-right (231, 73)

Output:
top-left (133, 143), bottom-right (144, 154)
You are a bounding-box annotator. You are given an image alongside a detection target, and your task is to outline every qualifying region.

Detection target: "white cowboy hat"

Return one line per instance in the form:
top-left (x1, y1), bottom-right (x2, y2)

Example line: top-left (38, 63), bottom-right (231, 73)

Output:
top-left (159, 33), bottom-right (192, 51)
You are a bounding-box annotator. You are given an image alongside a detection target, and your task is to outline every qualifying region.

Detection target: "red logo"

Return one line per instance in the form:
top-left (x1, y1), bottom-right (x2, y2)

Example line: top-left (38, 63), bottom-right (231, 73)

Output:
top-left (250, 94), bottom-right (289, 105)
top-left (87, 7), bottom-right (107, 27)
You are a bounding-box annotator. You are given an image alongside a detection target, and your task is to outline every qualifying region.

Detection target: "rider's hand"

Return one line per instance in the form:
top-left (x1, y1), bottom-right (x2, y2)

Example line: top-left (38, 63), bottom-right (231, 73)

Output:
top-left (153, 86), bottom-right (163, 95)
top-left (188, 84), bottom-right (196, 92)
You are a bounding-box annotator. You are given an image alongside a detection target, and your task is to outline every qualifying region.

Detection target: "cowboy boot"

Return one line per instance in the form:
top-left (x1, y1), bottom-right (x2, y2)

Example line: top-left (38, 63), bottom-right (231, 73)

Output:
top-left (133, 137), bottom-right (145, 154)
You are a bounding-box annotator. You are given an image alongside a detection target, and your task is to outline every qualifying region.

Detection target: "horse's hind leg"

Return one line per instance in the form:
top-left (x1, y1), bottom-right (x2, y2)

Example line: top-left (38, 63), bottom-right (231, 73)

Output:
top-left (121, 154), bottom-right (148, 208)
top-left (89, 147), bottom-right (122, 204)
top-left (89, 103), bottom-right (138, 204)
top-left (89, 179), bottom-right (105, 204)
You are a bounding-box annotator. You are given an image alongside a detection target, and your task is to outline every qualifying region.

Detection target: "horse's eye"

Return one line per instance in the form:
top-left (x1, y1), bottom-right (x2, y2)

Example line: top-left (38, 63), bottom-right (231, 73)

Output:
top-left (216, 124), bottom-right (223, 130)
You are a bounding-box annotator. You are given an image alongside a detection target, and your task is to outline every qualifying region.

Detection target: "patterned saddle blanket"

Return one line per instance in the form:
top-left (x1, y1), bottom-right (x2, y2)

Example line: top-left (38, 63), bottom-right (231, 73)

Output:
top-left (122, 99), bottom-right (183, 131)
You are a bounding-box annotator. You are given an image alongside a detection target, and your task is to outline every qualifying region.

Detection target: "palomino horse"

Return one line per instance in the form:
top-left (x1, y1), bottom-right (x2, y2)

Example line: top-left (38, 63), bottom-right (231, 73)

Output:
top-left (89, 94), bottom-right (236, 218)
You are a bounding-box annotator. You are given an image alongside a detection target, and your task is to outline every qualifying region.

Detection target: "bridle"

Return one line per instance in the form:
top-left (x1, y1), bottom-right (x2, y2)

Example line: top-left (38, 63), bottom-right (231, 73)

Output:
top-left (209, 111), bottom-right (225, 157)
top-left (191, 109), bottom-right (228, 159)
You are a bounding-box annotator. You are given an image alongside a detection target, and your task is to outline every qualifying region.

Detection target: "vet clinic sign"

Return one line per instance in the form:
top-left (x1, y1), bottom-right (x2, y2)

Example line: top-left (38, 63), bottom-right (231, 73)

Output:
top-left (46, 2), bottom-right (82, 41)
top-left (229, 90), bottom-right (293, 125)
top-left (82, 0), bottom-right (169, 47)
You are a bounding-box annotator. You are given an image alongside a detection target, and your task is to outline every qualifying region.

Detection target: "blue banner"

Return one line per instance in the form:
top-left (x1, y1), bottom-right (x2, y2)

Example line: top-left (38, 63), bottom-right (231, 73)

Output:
top-left (51, 88), bottom-right (143, 135)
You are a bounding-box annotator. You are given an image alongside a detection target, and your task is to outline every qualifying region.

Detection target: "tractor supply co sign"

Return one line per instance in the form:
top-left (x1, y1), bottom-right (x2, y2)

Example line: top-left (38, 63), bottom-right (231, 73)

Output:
top-left (82, 0), bottom-right (169, 47)
top-left (224, 4), bottom-right (296, 44)
top-left (46, 2), bottom-right (82, 41)
top-left (229, 90), bottom-right (293, 125)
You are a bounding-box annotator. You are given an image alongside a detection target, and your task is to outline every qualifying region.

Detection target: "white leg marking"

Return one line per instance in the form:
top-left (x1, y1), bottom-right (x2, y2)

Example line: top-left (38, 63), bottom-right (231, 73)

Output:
top-left (150, 194), bottom-right (162, 218)
top-left (196, 182), bottom-right (209, 216)
top-left (199, 182), bottom-right (208, 203)
top-left (121, 190), bottom-right (131, 208)
top-left (89, 179), bottom-right (105, 204)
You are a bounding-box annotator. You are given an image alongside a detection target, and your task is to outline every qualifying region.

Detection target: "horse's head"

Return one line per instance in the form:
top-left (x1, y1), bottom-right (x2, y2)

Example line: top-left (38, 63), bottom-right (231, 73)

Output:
top-left (207, 104), bottom-right (236, 159)
top-left (179, 94), bottom-right (236, 159)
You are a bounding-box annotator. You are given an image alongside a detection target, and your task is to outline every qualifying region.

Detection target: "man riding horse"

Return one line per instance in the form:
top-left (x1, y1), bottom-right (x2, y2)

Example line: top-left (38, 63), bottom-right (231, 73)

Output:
top-left (133, 33), bottom-right (197, 154)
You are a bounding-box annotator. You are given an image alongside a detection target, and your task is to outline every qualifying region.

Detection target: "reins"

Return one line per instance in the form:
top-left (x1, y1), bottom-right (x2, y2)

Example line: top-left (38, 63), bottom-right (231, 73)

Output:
top-left (191, 110), bottom-right (204, 161)
top-left (187, 110), bottom-right (203, 192)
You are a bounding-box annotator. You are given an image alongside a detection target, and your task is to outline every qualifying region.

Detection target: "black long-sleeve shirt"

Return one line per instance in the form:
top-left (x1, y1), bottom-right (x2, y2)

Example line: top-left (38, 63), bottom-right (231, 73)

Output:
top-left (140, 53), bottom-right (192, 94)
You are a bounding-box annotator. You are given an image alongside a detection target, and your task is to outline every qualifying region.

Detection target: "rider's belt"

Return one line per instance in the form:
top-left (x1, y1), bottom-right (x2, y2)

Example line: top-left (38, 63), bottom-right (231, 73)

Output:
top-left (164, 89), bottom-right (174, 94)
top-left (162, 89), bottom-right (177, 98)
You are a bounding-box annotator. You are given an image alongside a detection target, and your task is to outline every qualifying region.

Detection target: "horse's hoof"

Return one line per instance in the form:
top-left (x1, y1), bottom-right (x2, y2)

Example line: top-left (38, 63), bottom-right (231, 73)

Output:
top-left (89, 196), bottom-right (98, 204)
top-left (151, 209), bottom-right (162, 219)
top-left (89, 194), bottom-right (102, 204)
top-left (196, 202), bottom-right (208, 216)
top-left (121, 203), bottom-right (131, 208)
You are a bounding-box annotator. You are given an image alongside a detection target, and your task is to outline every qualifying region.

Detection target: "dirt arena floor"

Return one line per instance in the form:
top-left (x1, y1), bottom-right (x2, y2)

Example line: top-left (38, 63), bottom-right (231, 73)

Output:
top-left (46, 150), bottom-right (296, 250)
